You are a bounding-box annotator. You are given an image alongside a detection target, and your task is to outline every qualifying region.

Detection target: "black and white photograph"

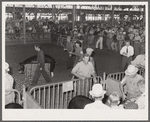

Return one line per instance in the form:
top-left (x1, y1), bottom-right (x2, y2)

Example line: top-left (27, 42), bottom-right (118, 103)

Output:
top-left (2, 1), bottom-right (149, 121)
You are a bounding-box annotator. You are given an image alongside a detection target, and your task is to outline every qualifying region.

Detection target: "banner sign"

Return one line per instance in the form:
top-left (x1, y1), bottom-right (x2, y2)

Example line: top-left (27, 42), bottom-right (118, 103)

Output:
top-left (62, 81), bottom-right (73, 93)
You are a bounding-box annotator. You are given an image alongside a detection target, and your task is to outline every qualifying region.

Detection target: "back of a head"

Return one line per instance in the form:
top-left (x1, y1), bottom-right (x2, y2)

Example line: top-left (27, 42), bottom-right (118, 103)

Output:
top-left (68, 95), bottom-right (94, 109)
top-left (108, 92), bottom-right (121, 106)
top-left (5, 103), bottom-right (23, 109)
top-left (35, 44), bottom-right (41, 49)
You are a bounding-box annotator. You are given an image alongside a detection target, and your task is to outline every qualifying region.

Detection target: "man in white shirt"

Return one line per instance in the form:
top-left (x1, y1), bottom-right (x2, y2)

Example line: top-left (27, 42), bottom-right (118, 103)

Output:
top-left (120, 41), bottom-right (134, 71)
top-left (5, 62), bottom-right (15, 105)
top-left (84, 84), bottom-right (110, 109)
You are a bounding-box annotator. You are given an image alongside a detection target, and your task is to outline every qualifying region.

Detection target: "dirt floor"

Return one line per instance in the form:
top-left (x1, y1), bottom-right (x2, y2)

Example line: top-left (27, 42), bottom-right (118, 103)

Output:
top-left (5, 42), bottom-right (123, 92)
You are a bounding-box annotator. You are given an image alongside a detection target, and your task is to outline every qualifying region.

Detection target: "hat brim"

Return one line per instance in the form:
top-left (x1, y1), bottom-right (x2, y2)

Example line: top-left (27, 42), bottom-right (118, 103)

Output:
top-left (125, 68), bottom-right (138, 75)
top-left (89, 90), bottom-right (106, 97)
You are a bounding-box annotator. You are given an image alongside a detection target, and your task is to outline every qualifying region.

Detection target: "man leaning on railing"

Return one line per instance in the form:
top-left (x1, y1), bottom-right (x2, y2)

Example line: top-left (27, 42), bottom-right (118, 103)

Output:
top-left (71, 54), bottom-right (97, 83)
top-left (119, 65), bottom-right (144, 102)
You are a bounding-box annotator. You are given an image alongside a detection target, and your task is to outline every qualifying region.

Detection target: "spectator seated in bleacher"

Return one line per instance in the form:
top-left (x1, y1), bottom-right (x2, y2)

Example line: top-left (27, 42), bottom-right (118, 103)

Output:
top-left (5, 103), bottom-right (23, 109)
top-left (119, 65), bottom-right (144, 102)
top-left (68, 95), bottom-right (94, 109)
top-left (107, 92), bottom-right (124, 109)
top-left (84, 84), bottom-right (110, 109)
top-left (5, 62), bottom-right (15, 105)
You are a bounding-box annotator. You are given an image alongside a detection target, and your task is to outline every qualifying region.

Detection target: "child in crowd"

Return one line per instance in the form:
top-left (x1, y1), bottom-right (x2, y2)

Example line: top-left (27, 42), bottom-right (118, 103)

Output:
top-left (107, 92), bottom-right (124, 109)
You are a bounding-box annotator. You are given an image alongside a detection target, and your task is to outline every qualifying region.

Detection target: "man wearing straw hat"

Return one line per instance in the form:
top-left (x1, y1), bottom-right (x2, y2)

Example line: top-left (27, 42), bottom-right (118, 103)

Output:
top-left (5, 62), bottom-right (15, 105)
top-left (119, 65), bottom-right (144, 102)
top-left (84, 84), bottom-right (110, 109)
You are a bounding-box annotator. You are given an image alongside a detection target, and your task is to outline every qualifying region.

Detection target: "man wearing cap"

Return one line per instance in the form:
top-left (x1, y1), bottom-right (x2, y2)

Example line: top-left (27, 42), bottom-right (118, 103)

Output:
top-left (119, 65), bottom-right (144, 102)
top-left (120, 41), bottom-right (134, 71)
top-left (84, 84), bottom-right (110, 109)
top-left (86, 48), bottom-right (95, 70)
top-left (5, 62), bottom-right (15, 105)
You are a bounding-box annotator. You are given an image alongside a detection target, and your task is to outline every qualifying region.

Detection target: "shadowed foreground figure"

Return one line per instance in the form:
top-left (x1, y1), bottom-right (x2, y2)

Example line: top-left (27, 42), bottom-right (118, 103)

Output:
top-left (68, 95), bottom-right (94, 109)
top-left (5, 103), bottom-right (23, 109)
top-left (18, 54), bottom-right (56, 77)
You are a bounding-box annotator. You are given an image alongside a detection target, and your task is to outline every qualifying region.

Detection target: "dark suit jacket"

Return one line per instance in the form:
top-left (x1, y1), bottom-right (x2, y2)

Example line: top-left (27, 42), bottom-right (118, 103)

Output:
top-left (37, 50), bottom-right (45, 68)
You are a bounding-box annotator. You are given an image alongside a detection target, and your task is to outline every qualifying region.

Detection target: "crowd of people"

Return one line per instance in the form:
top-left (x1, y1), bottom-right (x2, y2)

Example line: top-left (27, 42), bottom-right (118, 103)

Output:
top-left (5, 15), bottom-right (146, 109)
top-left (6, 16), bottom-right (55, 40)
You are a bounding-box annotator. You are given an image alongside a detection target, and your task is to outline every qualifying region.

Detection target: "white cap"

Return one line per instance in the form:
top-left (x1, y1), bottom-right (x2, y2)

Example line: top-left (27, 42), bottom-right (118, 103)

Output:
top-left (86, 48), bottom-right (94, 53)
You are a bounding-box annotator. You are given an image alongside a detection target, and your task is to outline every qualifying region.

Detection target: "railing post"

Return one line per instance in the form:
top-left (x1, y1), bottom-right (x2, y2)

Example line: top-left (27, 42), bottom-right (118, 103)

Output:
top-left (103, 72), bottom-right (106, 90)
top-left (23, 5), bottom-right (26, 44)
top-left (22, 85), bottom-right (26, 109)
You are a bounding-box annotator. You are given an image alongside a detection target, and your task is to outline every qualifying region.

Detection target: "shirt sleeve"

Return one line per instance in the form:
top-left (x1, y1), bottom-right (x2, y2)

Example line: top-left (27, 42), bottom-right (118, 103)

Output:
top-left (71, 62), bottom-right (80, 74)
top-left (128, 46), bottom-right (134, 57)
top-left (5, 75), bottom-right (14, 91)
top-left (120, 46), bottom-right (125, 55)
top-left (89, 62), bottom-right (95, 75)
top-left (120, 76), bottom-right (127, 84)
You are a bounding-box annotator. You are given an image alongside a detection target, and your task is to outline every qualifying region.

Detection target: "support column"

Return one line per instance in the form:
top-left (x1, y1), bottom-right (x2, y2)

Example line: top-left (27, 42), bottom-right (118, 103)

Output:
top-left (52, 5), bottom-right (56, 21)
top-left (34, 5), bottom-right (37, 20)
top-left (23, 5), bottom-right (26, 44)
top-left (121, 7), bottom-right (123, 22)
top-left (13, 5), bottom-right (15, 20)
top-left (128, 7), bottom-right (130, 21)
top-left (80, 5), bottom-right (81, 22)
top-left (103, 5), bottom-right (105, 21)
top-left (72, 5), bottom-right (76, 29)
top-left (111, 5), bottom-right (114, 27)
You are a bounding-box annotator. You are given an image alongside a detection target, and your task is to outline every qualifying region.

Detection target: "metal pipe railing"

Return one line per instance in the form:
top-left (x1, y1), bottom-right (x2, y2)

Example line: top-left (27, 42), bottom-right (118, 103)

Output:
top-left (5, 89), bottom-right (22, 105)
top-left (29, 76), bottom-right (103, 109)
top-left (107, 67), bottom-right (145, 82)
